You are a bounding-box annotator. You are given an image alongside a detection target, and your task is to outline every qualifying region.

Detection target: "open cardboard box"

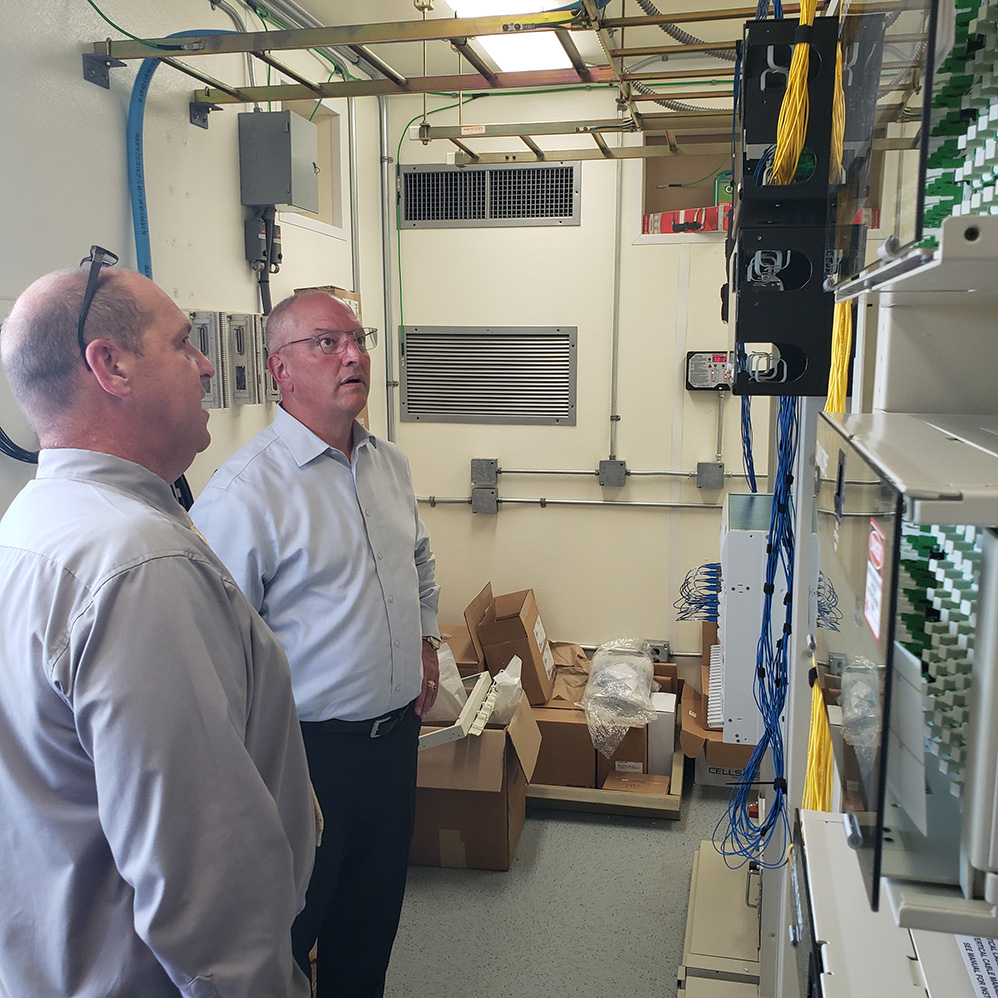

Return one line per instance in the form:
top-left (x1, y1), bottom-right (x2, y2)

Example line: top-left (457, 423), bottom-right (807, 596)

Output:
top-left (410, 690), bottom-right (541, 871)
top-left (464, 584), bottom-right (557, 705)
top-left (680, 682), bottom-right (755, 787)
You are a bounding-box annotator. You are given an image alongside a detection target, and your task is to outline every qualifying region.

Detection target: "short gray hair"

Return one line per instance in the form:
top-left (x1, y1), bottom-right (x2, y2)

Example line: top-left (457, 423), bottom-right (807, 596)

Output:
top-left (265, 290), bottom-right (354, 352)
top-left (1, 268), bottom-right (150, 423)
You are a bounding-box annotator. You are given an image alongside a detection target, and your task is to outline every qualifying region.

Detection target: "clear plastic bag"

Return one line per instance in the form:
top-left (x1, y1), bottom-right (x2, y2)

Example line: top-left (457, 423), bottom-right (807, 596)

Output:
top-left (580, 639), bottom-right (658, 758)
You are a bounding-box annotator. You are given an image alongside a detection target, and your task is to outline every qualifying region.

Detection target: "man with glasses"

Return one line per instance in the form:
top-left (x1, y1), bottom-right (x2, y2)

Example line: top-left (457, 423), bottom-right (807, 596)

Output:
top-left (0, 257), bottom-right (316, 997)
top-left (191, 290), bottom-right (441, 998)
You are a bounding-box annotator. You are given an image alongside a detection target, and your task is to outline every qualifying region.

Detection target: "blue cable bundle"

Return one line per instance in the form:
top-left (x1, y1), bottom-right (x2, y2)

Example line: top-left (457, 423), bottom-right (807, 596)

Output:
top-left (817, 571), bottom-right (842, 632)
top-left (674, 563), bottom-right (721, 622)
top-left (714, 396), bottom-right (799, 869)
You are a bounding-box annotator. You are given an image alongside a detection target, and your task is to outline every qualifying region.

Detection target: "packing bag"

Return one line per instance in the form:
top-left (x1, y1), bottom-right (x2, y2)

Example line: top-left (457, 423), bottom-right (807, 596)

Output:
top-left (581, 639), bottom-right (657, 758)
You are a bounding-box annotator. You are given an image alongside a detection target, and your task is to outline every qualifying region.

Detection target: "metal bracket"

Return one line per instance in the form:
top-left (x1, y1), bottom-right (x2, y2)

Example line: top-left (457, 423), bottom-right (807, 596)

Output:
top-left (190, 101), bottom-right (222, 129)
top-left (82, 52), bottom-right (124, 89)
top-left (417, 672), bottom-right (495, 751)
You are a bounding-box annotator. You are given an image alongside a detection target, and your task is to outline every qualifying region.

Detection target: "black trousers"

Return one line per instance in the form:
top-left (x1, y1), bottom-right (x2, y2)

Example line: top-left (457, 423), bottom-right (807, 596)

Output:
top-left (292, 705), bottom-right (420, 998)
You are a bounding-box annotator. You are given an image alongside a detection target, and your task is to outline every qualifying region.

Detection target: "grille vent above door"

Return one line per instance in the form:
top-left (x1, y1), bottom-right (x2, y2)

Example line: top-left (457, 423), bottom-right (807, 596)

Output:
top-left (401, 163), bottom-right (580, 228)
top-left (400, 326), bottom-right (577, 425)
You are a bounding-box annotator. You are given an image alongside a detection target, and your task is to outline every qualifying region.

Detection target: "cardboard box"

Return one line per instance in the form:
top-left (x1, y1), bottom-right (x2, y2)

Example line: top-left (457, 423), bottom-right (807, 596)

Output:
top-left (680, 683), bottom-right (755, 788)
top-left (530, 707), bottom-right (597, 788)
top-left (544, 641), bottom-right (590, 709)
top-left (464, 583), bottom-right (556, 705)
top-left (648, 691), bottom-right (677, 777)
top-left (601, 771), bottom-right (672, 795)
top-left (410, 692), bottom-right (541, 871)
top-left (653, 662), bottom-right (683, 697)
top-left (440, 624), bottom-right (480, 677)
top-left (597, 725), bottom-right (648, 786)
top-left (641, 203), bottom-right (731, 235)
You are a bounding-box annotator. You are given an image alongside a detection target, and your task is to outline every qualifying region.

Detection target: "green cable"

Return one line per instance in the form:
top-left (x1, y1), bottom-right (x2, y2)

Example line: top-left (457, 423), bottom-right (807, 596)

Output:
top-left (248, 3), bottom-right (358, 81)
top-left (660, 159), bottom-right (729, 188)
top-left (309, 72), bottom-right (336, 120)
top-left (84, 0), bottom-right (187, 50)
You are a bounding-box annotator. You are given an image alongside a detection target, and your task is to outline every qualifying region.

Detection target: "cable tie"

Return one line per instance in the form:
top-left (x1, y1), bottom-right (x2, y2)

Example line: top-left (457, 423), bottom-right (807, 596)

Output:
top-left (783, 622), bottom-right (792, 635)
top-left (757, 666), bottom-right (766, 678)
top-left (773, 776), bottom-right (787, 792)
top-left (785, 473), bottom-right (794, 486)
top-left (808, 666), bottom-right (818, 687)
top-left (763, 583), bottom-right (775, 595)
top-left (783, 593), bottom-right (792, 605)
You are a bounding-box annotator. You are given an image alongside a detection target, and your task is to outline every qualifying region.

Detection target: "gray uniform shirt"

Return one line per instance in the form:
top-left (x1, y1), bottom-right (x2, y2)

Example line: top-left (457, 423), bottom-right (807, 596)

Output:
top-left (0, 450), bottom-right (315, 998)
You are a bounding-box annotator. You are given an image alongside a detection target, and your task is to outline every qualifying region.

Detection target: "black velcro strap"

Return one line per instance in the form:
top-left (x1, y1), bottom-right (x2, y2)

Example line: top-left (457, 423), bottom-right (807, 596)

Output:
top-left (774, 776), bottom-right (788, 792)
top-left (763, 583), bottom-right (775, 595)
top-left (794, 24), bottom-right (813, 45)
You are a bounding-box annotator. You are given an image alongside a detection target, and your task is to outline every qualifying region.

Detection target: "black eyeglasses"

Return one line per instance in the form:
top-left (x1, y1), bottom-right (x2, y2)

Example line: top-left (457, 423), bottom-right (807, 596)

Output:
top-left (77, 245), bottom-right (119, 369)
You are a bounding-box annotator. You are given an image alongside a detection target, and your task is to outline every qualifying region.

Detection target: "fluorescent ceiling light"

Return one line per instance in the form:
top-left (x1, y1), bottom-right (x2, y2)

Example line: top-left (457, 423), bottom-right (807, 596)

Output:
top-left (454, 0), bottom-right (574, 72)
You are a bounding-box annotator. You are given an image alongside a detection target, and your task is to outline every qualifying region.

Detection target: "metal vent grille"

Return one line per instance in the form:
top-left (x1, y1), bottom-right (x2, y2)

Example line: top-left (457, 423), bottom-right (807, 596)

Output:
top-left (402, 169), bottom-right (486, 221)
top-left (490, 166), bottom-right (575, 219)
top-left (400, 326), bottom-right (577, 425)
top-left (401, 163), bottom-right (580, 228)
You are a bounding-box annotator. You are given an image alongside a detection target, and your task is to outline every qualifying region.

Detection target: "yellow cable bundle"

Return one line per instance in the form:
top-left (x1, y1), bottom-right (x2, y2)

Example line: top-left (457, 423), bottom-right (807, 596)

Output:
top-left (770, 0), bottom-right (818, 185)
top-left (802, 666), bottom-right (834, 811)
top-left (824, 300), bottom-right (852, 413)
top-left (830, 42), bottom-right (846, 183)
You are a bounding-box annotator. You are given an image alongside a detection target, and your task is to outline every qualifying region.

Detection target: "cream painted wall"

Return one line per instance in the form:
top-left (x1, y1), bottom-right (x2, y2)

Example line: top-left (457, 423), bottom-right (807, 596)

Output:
top-left (0, 0), bottom-right (373, 504)
top-left (386, 90), bottom-right (769, 654)
top-left (0, 3), bottom-right (768, 659)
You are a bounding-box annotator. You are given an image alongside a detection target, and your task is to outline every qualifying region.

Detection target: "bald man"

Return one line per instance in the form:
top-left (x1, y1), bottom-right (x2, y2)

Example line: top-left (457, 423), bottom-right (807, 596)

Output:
top-left (191, 291), bottom-right (440, 998)
top-left (0, 259), bottom-right (315, 998)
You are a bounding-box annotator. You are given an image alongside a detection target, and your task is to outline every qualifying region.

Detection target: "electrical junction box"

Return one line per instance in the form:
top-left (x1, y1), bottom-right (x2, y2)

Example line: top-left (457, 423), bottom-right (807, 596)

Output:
top-left (222, 313), bottom-right (262, 406)
top-left (599, 460), bottom-right (627, 488)
top-left (471, 488), bottom-right (498, 515)
top-left (686, 350), bottom-right (733, 391)
top-left (238, 110), bottom-right (319, 212)
top-left (471, 458), bottom-right (498, 487)
top-left (190, 310), bottom-right (226, 410)
top-left (697, 462), bottom-right (725, 490)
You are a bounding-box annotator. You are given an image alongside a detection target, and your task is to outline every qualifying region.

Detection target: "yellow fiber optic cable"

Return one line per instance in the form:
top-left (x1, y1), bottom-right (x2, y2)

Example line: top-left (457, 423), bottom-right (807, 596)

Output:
top-left (802, 661), bottom-right (834, 811)
top-left (830, 41), bottom-right (846, 183)
top-left (770, 0), bottom-right (817, 185)
top-left (824, 301), bottom-right (853, 413)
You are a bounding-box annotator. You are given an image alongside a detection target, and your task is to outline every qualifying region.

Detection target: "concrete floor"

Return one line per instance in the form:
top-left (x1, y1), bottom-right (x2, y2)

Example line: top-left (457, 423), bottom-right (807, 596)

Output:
top-left (386, 766), bottom-right (733, 998)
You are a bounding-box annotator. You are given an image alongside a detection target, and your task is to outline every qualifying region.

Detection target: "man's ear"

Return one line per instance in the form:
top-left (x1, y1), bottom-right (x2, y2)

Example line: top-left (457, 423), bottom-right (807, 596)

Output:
top-left (85, 338), bottom-right (134, 399)
top-left (267, 350), bottom-right (292, 394)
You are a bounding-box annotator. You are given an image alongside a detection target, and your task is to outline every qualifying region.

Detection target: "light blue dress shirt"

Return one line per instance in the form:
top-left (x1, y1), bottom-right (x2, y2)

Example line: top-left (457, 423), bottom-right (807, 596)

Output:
top-left (0, 449), bottom-right (314, 998)
top-left (191, 407), bottom-right (440, 723)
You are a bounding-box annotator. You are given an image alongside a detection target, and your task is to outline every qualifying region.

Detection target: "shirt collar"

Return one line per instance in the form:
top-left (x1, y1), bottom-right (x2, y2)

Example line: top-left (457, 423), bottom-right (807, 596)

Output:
top-left (272, 405), bottom-right (377, 468)
top-left (36, 449), bottom-right (189, 525)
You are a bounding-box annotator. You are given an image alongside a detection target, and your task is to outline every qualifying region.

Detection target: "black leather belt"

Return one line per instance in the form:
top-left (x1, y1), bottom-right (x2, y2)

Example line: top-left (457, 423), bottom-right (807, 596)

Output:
top-left (303, 702), bottom-right (412, 739)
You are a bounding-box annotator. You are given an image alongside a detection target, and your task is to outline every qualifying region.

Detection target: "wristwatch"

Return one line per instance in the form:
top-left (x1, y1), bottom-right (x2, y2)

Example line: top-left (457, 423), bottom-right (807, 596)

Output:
top-left (423, 635), bottom-right (442, 649)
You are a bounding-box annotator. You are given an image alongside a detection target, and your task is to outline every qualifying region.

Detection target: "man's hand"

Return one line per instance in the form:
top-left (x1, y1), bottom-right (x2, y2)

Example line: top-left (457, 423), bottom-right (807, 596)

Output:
top-left (414, 639), bottom-right (440, 717)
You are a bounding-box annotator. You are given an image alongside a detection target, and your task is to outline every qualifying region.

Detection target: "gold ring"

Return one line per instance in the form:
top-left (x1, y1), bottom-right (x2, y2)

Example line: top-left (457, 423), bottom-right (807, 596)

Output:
top-left (426, 680), bottom-right (437, 691)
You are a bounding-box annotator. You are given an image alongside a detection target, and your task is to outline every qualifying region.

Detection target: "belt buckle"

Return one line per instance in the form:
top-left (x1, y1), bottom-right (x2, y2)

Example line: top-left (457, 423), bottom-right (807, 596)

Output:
top-left (370, 714), bottom-right (392, 738)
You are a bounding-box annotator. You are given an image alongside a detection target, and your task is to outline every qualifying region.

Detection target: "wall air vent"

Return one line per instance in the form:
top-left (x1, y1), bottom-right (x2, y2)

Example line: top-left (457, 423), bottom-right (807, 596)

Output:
top-left (400, 325), bottom-right (577, 425)
top-left (401, 163), bottom-right (581, 228)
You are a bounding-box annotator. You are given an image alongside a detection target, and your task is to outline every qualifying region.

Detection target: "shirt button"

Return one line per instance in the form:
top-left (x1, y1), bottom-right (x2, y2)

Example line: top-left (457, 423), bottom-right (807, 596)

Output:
top-left (377, 552), bottom-right (383, 560)
top-left (365, 509), bottom-right (371, 516)
top-left (388, 595), bottom-right (394, 603)
top-left (395, 684), bottom-right (401, 692)
top-left (394, 639), bottom-right (401, 648)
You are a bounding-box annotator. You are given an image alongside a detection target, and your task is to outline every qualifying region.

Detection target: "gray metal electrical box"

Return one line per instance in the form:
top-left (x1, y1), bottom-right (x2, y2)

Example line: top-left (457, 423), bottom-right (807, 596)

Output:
top-left (238, 110), bottom-right (319, 211)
